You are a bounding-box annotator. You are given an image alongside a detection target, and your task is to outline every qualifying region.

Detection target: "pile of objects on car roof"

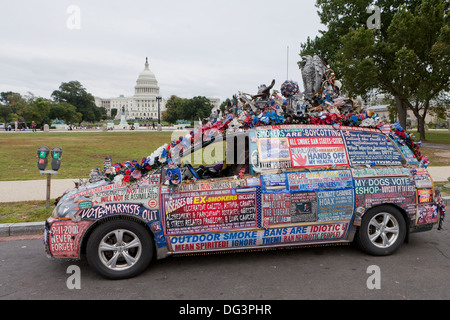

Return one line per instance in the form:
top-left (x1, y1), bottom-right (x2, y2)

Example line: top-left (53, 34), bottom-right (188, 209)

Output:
top-left (88, 55), bottom-right (429, 185)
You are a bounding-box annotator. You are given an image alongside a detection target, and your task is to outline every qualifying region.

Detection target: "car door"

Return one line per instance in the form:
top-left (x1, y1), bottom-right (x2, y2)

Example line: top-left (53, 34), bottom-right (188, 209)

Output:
top-left (161, 132), bottom-right (263, 253)
top-left (257, 125), bottom-right (353, 245)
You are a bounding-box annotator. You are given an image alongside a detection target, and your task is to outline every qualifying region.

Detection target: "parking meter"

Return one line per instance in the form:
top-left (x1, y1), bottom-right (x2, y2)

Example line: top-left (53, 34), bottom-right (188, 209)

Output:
top-left (37, 146), bottom-right (50, 170)
top-left (51, 147), bottom-right (63, 171)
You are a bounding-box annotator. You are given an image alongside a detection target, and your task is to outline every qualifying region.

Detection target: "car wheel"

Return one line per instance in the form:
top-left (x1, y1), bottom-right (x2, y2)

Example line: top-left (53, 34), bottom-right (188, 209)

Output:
top-left (86, 219), bottom-right (153, 279)
top-left (357, 206), bottom-right (406, 256)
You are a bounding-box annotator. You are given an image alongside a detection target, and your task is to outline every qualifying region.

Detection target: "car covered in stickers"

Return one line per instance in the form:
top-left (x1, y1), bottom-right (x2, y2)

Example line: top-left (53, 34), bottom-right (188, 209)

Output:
top-left (44, 124), bottom-right (442, 279)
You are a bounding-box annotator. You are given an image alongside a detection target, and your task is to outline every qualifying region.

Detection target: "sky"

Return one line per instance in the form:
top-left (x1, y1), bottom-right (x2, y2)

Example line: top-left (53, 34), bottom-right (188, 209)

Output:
top-left (0, 1), bottom-right (324, 102)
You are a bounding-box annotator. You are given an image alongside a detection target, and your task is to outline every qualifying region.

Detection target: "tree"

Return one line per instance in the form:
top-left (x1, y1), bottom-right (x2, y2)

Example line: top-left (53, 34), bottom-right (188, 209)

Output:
top-left (28, 97), bottom-right (50, 125)
top-left (186, 96), bottom-right (214, 121)
top-left (110, 108), bottom-right (118, 120)
top-left (49, 102), bottom-right (82, 124)
top-left (299, 0), bottom-right (449, 140)
top-left (162, 95), bottom-right (213, 123)
top-left (97, 106), bottom-right (107, 121)
top-left (162, 95), bottom-right (188, 124)
top-left (4, 92), bottom-right (29, 124)
top-left (0, 103), bottom-right (12, 125)
top-left (429, 91), bottom-right (450, 126)
top-left (1, 91), bottom-right (18, 105)
top-left (52, 81), bottom-right (103, 122)
top-left (374, 0), bottom-right (449, 139)
top-left (220, 98), bottom-right (232, 113)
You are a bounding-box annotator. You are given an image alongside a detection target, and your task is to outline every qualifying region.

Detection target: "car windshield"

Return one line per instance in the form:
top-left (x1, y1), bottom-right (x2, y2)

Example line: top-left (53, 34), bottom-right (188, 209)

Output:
top-left (172, 131), bottom-right (250, 181)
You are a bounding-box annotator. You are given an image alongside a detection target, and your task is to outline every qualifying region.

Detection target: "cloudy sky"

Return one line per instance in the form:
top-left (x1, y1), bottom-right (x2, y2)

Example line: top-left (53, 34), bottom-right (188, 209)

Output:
top-left (0, 1), bottom-right (324, 102)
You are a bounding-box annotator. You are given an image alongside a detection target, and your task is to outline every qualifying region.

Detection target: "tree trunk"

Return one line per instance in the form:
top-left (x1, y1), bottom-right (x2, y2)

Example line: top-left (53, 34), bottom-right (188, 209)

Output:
top-left (409, 100), bottom-right (429, 141)
top-left (416, 114), bottom-right (426, 141)
top-left (418, 100), bottom-right (430, 141)
top-left (394, 96), bottom-right (408, 129)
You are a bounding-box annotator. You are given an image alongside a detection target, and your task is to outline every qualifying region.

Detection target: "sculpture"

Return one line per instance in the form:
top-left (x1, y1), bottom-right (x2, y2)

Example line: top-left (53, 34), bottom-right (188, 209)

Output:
top-left (253, 79), bottom-right (275, 101)
top-left (300, 55), bottom-right (327, 101)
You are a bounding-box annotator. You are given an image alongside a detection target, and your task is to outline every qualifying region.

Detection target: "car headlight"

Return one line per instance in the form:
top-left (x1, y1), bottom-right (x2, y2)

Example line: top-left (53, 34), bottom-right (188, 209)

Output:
top-left (54, 199), bottom-right (80, 218)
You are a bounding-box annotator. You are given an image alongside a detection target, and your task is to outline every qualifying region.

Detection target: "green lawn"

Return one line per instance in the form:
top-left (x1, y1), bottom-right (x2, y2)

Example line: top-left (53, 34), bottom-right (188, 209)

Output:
top-left (412, 129), bottom-right (450, 144)
top-left (0, 200), bottom-right (55, 223)
top-left (410, 130), bottom-right (450, 167)
top-left (1, 131), bottom-right (174, 181)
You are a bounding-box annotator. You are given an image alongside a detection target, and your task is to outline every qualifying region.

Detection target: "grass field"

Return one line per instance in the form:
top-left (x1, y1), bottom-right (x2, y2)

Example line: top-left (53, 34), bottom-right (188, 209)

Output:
top-left (412, 130), bottom-right (450, 145)
top-left (412, 130), bottom-right (450, 166)
top-left (0, 200), bottom-right (55, 223)
top-left (0, 131), bottom-right (174, 181)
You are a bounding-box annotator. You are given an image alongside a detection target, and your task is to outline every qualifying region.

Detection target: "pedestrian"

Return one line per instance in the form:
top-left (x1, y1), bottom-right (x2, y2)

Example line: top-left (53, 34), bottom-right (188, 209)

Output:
top-left (31, 121), bottom-right (37, 132)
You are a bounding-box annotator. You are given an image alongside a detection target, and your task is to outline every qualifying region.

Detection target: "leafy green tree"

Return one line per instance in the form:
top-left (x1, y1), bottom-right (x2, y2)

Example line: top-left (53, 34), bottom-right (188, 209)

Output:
top-left (0, 91), bottom-right (16, 124)
top-left (186, 96), bottom-right (214, 121)
top-left (49, 102), bottom-right (82, 124)
top-left (28, 97), bottom-right (50, 125)
top-left (5, 92), bottom-right (29, 124)
top-left (0, 103), bottom-right (12, 125)
top-left (110, 108), bottom-right (118, 120)
top-left (162, 95), bottom-right (213, 123)
top-left (429, 91), bottom-right (450, 125)
top-left (386, 0), bottom-right (449, 138)
top-left (98, 106), bottom-right (107, 120)
top-left (1, 91), bottom-right (18, 105)
top-left (220, 98), bottom-right (232, 113)
top-left (51, 81), bottom-right (103, 122)
top-left (162, 95), bottom-right (188, 124)
top-left (299, 0), bottom-right (449, 140)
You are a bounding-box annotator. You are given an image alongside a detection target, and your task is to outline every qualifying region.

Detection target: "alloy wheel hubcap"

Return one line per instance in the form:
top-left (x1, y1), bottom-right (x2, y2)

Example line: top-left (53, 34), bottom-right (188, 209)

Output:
top-left (367, 212), bottom-right (400, 248)
top-left (98, 229), bottom-right (142, 271)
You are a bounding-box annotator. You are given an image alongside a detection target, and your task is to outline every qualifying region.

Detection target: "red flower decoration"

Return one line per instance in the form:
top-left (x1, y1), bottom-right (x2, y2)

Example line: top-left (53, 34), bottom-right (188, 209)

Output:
top-left (123, 175), bottom-right (131, 182)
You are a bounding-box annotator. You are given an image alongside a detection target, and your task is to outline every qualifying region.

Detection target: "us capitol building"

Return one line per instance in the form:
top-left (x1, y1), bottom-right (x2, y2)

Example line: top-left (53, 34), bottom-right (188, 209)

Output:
top-left (95, 58), bottom-right (167, 121)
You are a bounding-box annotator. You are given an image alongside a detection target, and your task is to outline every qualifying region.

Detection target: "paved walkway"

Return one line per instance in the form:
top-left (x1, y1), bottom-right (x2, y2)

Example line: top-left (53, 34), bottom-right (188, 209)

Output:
top-left (0, 167), bottom-right (449, 203)
top-left (426, 166), bottom-right (450, 183)
top-left (422, 142), bottom-right (450, 150)
top-left (0, 179), bottom-right (76, 203)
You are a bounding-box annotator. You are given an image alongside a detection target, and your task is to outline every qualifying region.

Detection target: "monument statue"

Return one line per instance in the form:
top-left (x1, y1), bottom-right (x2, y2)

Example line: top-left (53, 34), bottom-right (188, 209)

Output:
top-left (300, 55), bottom-right (327, 101)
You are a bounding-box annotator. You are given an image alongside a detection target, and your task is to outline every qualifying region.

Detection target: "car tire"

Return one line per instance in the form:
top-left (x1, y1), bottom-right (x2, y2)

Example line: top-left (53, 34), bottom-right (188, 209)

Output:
top-left (86, 219), bottom-right (153, 279)
top-left (357, 206), bottom-right (406, 256)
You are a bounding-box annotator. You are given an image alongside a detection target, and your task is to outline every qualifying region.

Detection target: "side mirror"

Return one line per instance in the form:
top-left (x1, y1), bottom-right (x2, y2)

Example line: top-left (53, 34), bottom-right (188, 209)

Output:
top-left (37, 146), bottom-right (50, 170)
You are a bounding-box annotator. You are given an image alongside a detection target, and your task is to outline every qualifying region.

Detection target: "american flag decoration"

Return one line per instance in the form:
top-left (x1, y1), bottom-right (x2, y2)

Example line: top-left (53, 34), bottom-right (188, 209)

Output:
top-left (379, 124), bottom-right (391, 135)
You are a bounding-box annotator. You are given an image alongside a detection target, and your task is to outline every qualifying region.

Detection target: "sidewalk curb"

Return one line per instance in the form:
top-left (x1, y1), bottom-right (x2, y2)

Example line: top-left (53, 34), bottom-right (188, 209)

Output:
top-left (0, 221), bottom-right (45, 237)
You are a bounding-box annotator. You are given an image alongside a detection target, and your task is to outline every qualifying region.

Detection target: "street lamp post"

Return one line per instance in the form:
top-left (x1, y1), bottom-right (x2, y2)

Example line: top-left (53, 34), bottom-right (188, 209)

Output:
top-left (156, 96), bottom-right (162, 124)
top-left (156, 96), bottom-right (162, 131)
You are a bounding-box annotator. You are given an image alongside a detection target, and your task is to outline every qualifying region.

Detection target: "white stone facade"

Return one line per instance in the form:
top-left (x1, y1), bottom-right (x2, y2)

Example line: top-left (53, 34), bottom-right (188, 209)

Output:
top-left (95, 58), bottom-right (167, 121)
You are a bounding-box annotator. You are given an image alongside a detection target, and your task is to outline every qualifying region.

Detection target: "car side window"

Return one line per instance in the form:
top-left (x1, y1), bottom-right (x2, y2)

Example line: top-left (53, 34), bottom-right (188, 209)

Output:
top-left (178, 133), bottom-right (251, 182)
top-left (341, 130), bottom-right (405, 167)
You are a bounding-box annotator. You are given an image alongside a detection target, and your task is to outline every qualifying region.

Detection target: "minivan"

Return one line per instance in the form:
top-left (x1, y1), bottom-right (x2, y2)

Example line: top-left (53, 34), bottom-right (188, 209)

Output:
top-left (44, 124), bottom-right (441, 279)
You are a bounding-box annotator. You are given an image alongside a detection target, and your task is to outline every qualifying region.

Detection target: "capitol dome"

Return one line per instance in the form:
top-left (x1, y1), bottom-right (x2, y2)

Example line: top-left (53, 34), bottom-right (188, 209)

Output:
top-left (96, 57), bottom-right (166, 121)
top-left (135, 57), bottom-right (160, 96)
